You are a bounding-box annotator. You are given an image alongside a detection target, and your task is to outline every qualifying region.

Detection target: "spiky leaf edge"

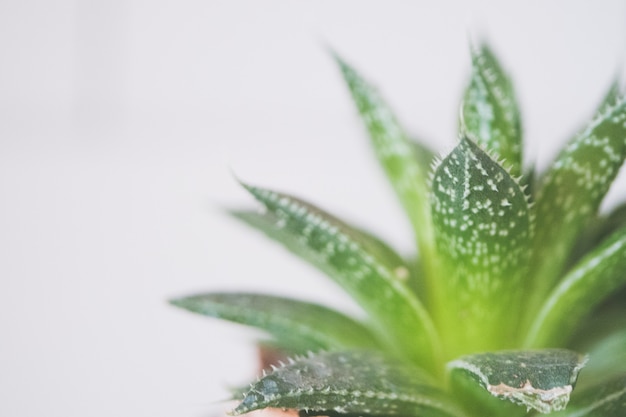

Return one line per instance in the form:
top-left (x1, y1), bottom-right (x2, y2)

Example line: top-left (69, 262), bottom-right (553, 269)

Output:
top-left (239, 182), bottom-right (442, 373)
top-left (231, 350), bottom-right (466, 417)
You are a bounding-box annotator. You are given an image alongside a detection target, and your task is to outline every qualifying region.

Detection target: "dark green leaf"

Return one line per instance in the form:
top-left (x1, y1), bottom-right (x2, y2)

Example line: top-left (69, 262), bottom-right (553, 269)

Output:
top-left (568, 291), bottom-right (626, 388)
top-left (461, 43), bottom-right (523, 176)
top-left (579, 328), bottom-right (626, 388)
top-left (232, 350), bottom-right (465, 417)
top-left (525, 225), bottom-right (626, 347)
top-left (447, 349), bottom-right (587, 414)
top-left (568, 202), bottom-right (626, 267)
top-left (550, 374), bottom-right (626, 417)
top-left (170, 293), bottom-right (378, 351)
top-left (430, 136), bottom-right (532, 355)
top-left (529, 96), bottom-right (626, 309)
top-left (239, 183), bottom-right (441, 372)
top-left (334, 53), bottom-right (439, 283)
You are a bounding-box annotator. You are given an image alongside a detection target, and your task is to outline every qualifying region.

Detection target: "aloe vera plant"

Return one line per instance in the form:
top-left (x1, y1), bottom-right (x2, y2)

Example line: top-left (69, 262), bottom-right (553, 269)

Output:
top-left (171, 44), bottom-right (626, 417)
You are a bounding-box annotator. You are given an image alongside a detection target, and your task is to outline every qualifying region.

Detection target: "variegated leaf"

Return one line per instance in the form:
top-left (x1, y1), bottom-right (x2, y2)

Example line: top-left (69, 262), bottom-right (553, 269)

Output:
top-left (240, 183), bottom-right (441, 372)
top-left (169, 293), bottom-right (378, 351)
top-left (525, 225), bottom-right (626, 347)
top-left (431, 136), bottom-right (531, 355)
top-left (529, 96), bottom-right (626, 306)
top-left (334, 53), bottom-right (438, 280)
top-left (447, 349), bottom-right (587, 414)
top-left (232, 350), bottom-right (465, 417)
top-left (462, 43), bottom-right (523, 176)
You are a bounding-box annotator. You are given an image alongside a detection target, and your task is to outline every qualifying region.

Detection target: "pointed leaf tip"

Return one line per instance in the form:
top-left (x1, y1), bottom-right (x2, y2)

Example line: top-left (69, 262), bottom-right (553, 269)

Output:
top-left (462, 43), bottom-right (523, 177)
top-left (431, 136), bottom-right (532, 354)
top-left (333, 53), bottom-right (438, 284)
top-left (530, 95), bottom-right (626, 310)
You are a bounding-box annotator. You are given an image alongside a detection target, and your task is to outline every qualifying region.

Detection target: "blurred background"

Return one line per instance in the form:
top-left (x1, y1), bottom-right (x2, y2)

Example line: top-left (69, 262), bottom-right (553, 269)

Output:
top-left (1, 1), bottom-right (625, 416)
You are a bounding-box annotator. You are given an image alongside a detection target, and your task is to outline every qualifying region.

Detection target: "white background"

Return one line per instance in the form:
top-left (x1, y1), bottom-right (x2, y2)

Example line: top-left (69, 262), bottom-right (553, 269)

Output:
top-left (2, 1), bottom-right (626, 416)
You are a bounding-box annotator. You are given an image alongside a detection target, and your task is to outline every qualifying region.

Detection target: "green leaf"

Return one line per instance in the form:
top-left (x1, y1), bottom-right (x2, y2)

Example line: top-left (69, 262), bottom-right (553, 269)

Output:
top-left (461, 43), bottom-right (523, 177)
top-left (550, 374), bottom-right (626, 417)
top-left (447, 349), bottom-right (587, 414)
top-left (569, 291), bottom-right (626, 388)
top-left (565, 80), bottom-right (624, 265)
top-left (594, 78), bottom-right (621, 116)
top-left (521, 164), bottom-right (537, 201)
top-left (333, 53), bottom-right (438, 282)
top-left (231, 350), bottom-right (465, 417)
top-left (529, 96), bottom-right (626, 308)
top-left (579, 328), bottom-right (626, 388)
top-left (239, 183), bottom-right (441, 372)
top-left (230, 210), bottom-right (410, 280)
top-left (568, 202), bottom-right (626, 267)
top-left (169, 293), bottom-right (378, 352)
top-left (525, 225), bottom-right (626, 347)
top-left (430, 136), bottom-right (532, 355)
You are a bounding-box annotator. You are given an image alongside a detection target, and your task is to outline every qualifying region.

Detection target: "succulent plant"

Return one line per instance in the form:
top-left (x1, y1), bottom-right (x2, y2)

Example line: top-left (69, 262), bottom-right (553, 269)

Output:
top-left (171, 43), bottom-right (626, 417)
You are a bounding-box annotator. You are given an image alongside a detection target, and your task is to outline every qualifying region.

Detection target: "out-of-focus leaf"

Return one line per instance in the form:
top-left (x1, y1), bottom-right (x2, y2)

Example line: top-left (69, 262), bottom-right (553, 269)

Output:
top-left (594, 78), bottom-right (621, 116)
top-left (567, 296), bottom-right (626, 388)
top-left (529, 96), bottom-right (626, 310)
top-left (568, 202), bottom-right (626, 266)
top-left (447, 349), bottom-right (587, 414)
top-left (170, 293), bottom-right (378, 352)
top-left (565, 80), bottom-right (624, 264)
top-left (525, 225), bottom-right (626, 347)
top-left (431, 136), bottom-right (531, 355)
top-left (231, 350), bottom-right (465, 417)
top-left (578, 328), bottom-right (626, 388)
top-left (521, 164), bottom-right (536, 202)
top-left (239, 183), bottom-right (441, 372)
top-left (461, 43), bottom-right (523, 176)
top-left (550, 374), bottom-right (626, 417)
top-left (334, 53), bottom-right (438, 282)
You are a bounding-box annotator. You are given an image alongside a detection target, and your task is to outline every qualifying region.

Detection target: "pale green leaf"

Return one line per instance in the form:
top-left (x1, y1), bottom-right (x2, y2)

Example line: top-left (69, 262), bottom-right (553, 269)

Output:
top-left (461, 43), bottom-right (523, 176)
top-left (430, 136), bottom-right (532, 355)
top-left (170, 293), bottom-right (378, 352)
top-left (550, 374), bottom-right (626, 417)
top-left (529, 96), bottom-right (626, 307)
top-left (232, 350), bottom-right (465, 417)
top-left (240, 183), bottom-right (441, 372)
top-left (334, 53), bottom-right (438, 280)
top-left (447, 349), bottom-right (587, 414)
top-left (525, 225), bottom-right (626, 347)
